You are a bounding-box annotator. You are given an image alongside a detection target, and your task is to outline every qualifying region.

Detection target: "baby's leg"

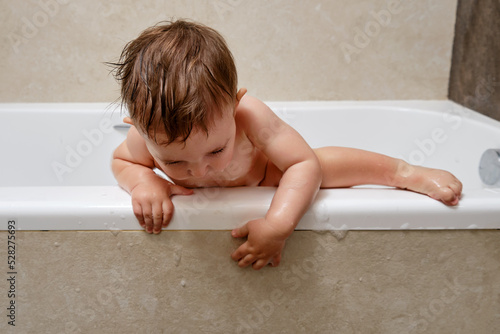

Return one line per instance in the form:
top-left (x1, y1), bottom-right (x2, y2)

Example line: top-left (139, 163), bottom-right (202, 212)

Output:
top-left (314, 147), bottom-right (462, 205)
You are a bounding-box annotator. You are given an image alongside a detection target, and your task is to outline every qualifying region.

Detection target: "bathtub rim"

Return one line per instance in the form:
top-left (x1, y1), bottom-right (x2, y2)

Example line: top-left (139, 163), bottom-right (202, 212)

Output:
top-left (1, 99), bottom-right (500, 231)
top-left (1, 185), bottom-right (500, 231)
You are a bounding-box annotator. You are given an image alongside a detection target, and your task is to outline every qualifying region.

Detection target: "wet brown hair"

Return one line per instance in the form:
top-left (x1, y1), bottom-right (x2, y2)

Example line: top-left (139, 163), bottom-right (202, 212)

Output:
top-left (110, 20), bottom-right (238, 144)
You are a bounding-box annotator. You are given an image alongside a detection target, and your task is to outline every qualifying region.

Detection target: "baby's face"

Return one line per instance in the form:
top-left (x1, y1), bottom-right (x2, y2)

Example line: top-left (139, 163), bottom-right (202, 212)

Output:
top-left (144, 112), bottom-right (236, 181)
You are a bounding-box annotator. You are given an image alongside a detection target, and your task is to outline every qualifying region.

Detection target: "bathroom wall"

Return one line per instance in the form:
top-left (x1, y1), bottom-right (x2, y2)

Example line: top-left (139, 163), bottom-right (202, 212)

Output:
top-left (449, 0), bottom-right (500, 120)
top-left (2, 1), bottom-right (500, 333)
top-left (0, 0), bottom-right (457, 102)
top-left (1, 231), bottom-right (499, 333)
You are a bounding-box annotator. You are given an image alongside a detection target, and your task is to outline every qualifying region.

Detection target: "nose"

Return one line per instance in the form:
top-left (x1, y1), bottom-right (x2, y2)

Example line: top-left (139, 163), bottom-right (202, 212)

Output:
top-left (188, 162), bottom-right (210, 178)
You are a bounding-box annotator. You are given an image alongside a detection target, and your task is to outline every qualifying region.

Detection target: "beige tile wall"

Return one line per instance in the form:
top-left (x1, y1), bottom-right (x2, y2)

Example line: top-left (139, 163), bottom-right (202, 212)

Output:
top-left (1, 230), bottom-right (499, 333)
top-left (0, 0), bottom-right (458, 102)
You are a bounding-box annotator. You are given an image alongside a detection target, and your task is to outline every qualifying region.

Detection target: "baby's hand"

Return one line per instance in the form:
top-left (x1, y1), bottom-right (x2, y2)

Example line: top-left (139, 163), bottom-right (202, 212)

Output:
top-left (399, 164), bottom-right (463, 206)
top-left (130, 178), bottom-right (193, 234)
top-left (231, 218), bottom-right (291, 270)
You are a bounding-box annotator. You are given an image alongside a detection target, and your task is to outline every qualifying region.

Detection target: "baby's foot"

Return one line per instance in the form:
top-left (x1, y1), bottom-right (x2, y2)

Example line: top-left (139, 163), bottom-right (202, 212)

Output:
top-left (398, 164), bottom-right (463, 206)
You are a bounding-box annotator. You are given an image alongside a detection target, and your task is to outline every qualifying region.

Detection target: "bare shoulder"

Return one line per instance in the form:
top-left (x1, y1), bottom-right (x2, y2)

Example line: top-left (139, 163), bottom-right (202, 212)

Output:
top-left (236, 95), bottom-right (274, 119)
top-left (235, 95), bottom-right (283, 139)
top-left (234, 94), bottom-right (315, 171)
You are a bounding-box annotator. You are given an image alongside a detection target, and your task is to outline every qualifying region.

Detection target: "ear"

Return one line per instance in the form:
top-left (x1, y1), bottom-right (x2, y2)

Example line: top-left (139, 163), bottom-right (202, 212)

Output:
top-left (236, 88), bottom-right (247, 104)
top-left (123, 117), bottom-right (133, 125)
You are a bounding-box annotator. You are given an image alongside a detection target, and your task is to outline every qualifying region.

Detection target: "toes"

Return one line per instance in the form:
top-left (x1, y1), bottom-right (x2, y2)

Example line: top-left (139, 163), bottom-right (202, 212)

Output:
top-left (451, 179), bottom-right (463, 195)
top-left (447, 180), bottom-right (463, 205)
top-left (436, 187), bottom-right (459, 206)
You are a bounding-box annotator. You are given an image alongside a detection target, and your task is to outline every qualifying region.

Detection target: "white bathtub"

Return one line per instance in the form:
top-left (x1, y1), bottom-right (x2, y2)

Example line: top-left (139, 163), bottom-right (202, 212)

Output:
top-left (1, 101), bottom-right (499, 231)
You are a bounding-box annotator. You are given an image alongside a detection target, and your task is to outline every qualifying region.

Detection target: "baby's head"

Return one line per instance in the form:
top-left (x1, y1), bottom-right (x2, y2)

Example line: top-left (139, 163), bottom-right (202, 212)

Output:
top-left (112, 20), bottom-right (238, 144)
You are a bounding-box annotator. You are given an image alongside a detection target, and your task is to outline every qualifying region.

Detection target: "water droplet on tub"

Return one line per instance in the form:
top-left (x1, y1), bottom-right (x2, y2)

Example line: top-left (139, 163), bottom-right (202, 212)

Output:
top-left (180, 279), bottom-right (186, 287)
top-left (110, 211), bottom-right (115, 215)
top-left (174, 252), bottom-right (181, 267)
top-left (120, 215), bottom-right (126, 220)
top-left (313, 201), bottom-right (330, 223)
top-left (400, 223), bottom-right (410, 229)
top-left (75, 288), bottom-right (81, 293)
top-left (328, 225), bottom-right (349, 241)
top-left (467, 224), bottom-right (478, 229)
top-left (110, 228), bottom-right (121, 237)
top-left (331, 229), bottom-right (348, 241)
top-left (54, 242), bottom-right (60, 247)
top-left (117, 243), bottom-right (122, 249)
top-left (77, 221), bottom-right (82, 225)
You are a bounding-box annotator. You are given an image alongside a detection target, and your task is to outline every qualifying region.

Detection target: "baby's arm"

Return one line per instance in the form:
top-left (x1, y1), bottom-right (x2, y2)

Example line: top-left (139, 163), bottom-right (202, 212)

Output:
top-left (112, 125), bottom-right (192, 233)
top-left (231, 96), bottom-right (322, 270)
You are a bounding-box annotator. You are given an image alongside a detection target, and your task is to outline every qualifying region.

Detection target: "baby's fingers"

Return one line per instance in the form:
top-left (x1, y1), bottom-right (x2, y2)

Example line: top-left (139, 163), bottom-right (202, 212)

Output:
top-left (131, 200), bottom-right (146, 228)
top-left (237, 254), bottom-right (256, 268)
top-left (169, 184), bottom-right (194, 196)
top-left (161, 199), bottom-right (175, 228)
top-left (141, 205), bottom-right (154, 234)
top-left (231, 243), bottom-right (272, 270)
top-left (231, 247), bottom-right (244, 263)
top-left (252, 258), bottom-right (271, 270)
top-left (270, 254), bottom-right (282, 267)
top-left (231, 242), bottom-right (249, 263)
top-left (151, 202), bottom-right (165, 234)
top-left (231, 224), bottom-right (249, 239)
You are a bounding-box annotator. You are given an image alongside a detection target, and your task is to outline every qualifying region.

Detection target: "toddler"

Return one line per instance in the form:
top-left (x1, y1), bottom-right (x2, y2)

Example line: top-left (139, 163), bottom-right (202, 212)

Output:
top-left (110, 20), bottom-right (462, 270)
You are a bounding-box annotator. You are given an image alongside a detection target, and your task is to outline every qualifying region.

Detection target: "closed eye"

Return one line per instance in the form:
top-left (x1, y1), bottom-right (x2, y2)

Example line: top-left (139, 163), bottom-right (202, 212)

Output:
top-left (164, 160), bottom-right (182, 166)
top-left (210, 147), bottom-right (225, 155)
